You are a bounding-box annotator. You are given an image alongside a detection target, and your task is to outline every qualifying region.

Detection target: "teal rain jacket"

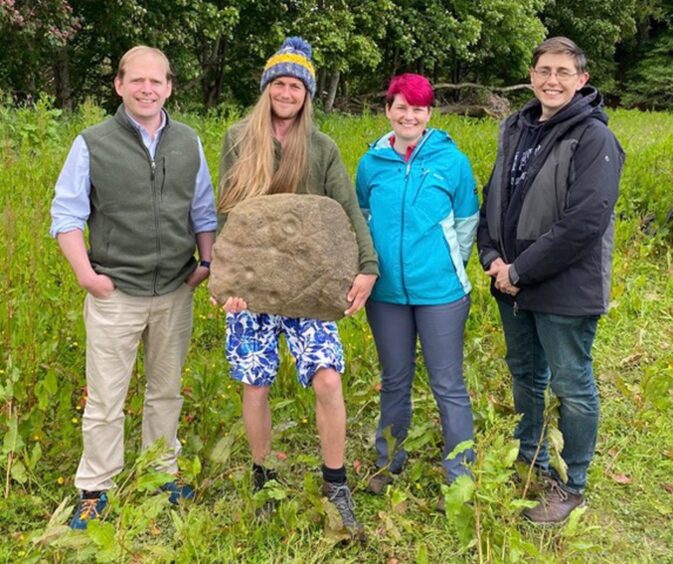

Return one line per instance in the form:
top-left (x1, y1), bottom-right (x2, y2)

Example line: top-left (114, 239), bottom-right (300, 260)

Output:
top-left (356, 128), bottom-right (479, 305)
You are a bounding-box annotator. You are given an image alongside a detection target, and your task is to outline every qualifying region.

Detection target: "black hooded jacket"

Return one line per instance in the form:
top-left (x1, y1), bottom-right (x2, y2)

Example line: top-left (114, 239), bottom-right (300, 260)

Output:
top-left (477, 86), bottom-right (624, 316)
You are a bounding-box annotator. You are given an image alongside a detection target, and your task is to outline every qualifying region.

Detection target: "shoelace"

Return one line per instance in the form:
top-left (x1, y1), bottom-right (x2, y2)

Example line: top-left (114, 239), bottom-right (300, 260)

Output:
top-left (79, 498), bottom-right (101, 519)
top-left (328, 484), bottom-right (356, 510)
top-left (546, 479), bottom-right (569, 503)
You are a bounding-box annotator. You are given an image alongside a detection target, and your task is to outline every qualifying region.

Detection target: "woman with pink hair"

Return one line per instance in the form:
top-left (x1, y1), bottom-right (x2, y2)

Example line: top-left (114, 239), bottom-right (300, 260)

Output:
top-left (356, 74), bottom-right (479, 509)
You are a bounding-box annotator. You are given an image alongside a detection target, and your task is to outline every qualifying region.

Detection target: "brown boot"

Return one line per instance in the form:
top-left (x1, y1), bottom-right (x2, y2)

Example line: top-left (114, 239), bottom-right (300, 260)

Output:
top-left (367, 470), bottom-right (395, 495)
top-left (523, 478), bottom-right (585, 524)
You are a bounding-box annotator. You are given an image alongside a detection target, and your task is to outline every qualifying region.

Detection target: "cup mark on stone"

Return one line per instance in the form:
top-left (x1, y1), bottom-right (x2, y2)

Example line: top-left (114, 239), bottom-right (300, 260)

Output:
top-left (281, 213), bottom-right (300, 237)
top-left (267, 291), bottom-right (280, 305)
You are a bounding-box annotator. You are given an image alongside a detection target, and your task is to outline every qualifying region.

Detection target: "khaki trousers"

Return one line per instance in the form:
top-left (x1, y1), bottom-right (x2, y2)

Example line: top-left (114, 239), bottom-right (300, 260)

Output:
top-left (75, 283), bottom-right (194, 491)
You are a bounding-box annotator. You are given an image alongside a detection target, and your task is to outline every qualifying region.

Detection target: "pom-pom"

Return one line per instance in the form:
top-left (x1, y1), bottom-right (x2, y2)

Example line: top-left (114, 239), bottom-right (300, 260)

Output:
top-left (281, 36), bottom-right (312, 60)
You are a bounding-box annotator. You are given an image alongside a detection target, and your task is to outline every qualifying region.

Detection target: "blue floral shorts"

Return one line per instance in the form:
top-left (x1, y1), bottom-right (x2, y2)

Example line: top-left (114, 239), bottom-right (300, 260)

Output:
top-left (226, 311), bottom-right (345, 387)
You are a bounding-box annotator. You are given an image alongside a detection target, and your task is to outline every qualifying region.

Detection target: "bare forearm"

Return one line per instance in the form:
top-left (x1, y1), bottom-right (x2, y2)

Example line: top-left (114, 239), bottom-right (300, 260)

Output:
top-left (57, 229), bottom-right (115, 297)
top-left (195, 231), bottom-right (215, 262)
top-left (56, 229), bottom-right (95, 285)
top-left (185, 231), bottom-right (216, 289)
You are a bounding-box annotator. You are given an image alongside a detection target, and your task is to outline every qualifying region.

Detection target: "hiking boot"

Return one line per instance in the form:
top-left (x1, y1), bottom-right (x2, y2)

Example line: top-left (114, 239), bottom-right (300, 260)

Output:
top-left (322, 481), bottom-right (366, 540)
top-left (69, 491), bottom-right (108, 530)
top-left (523, 478), bottom-right (585, 524)
top-left (160, 480), bottom-right (195, 504)
top-left (367, 470), bottom-right (395, 495)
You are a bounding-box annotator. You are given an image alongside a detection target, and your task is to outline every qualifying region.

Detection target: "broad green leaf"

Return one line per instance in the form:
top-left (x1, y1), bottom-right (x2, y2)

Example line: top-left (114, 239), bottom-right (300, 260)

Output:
top-left (443, 475), bottom-right (475, 515)
top-left (28, 441), bottom-right (42, 470)
top-left (44, 370), bottom-right (58, 395)
top-left (86, 520), bottom-right (116, 549)
top-left (2, 417), bottom-right (24, 454)
top-left (321, 498), bottom-right (351, 542)
top-left (562, 505), bottom-right (588, 537)
top-left (548, 427), bottom-right (568, 483)
top-left (447, 439), bottom-right (475, 461)
top-left (11, 459), bottom-right (28, 483)
top-left (209, 434), bottom-right (234, 465)
top-left (192, 455), bottom-right (202, 477)
top-left (136, 471), bottom-right (175, 492)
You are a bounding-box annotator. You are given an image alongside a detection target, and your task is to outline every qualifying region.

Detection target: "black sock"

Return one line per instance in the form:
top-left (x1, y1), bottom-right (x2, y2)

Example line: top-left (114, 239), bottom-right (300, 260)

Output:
top-left (253, 463), bottom-right (277, 489)
top-left (82, 490), bottom-right (105, 499)
top-left (322, 464), bottom-right (346, 484)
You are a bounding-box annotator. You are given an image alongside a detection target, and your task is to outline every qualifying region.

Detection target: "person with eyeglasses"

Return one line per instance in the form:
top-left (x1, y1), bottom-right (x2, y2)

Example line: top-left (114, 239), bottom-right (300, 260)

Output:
top-left (477, 37), bottom-right (624, 524)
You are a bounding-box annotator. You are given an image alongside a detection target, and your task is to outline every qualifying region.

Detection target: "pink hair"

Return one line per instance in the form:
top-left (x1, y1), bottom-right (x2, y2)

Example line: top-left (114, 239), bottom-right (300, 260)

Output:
top-left (386, 73), bottom-right (434, 107)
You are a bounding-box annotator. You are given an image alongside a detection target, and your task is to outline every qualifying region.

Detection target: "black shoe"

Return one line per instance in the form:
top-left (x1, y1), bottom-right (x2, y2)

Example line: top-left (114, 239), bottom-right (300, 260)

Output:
top-left (322, 481), bottom-right (366, 540)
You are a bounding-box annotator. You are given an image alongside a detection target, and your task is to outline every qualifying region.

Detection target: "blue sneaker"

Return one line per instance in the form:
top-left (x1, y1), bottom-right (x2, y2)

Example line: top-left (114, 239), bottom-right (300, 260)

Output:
top-left (160, 480), bottom-right (194, 504)
top-left (69, 491), bottom-right (108, 530)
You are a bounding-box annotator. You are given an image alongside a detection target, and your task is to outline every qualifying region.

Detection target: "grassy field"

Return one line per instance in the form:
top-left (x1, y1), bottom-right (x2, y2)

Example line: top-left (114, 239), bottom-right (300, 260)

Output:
top-left (0, 101), bottom-right (672, 562)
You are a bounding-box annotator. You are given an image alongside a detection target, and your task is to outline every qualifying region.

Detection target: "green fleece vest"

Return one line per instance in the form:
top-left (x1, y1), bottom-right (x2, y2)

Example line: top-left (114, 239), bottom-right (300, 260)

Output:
top-left (82, 105), bottom-right (200, 296)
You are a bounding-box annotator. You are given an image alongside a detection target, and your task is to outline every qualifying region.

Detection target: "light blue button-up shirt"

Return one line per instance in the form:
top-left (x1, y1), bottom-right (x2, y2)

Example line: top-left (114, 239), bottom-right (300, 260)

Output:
top-left (50, 110), bottom-right (217, 237)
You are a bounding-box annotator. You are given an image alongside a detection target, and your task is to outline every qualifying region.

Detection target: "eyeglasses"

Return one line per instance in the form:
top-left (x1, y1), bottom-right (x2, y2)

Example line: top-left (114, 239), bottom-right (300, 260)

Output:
top-left (532, 68), bottom-right (579, 81)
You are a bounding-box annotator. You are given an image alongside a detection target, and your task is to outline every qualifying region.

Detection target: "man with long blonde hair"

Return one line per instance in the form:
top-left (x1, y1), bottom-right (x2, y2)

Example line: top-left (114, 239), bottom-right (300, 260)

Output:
top-left (217, 37), bottom-right (377, 538)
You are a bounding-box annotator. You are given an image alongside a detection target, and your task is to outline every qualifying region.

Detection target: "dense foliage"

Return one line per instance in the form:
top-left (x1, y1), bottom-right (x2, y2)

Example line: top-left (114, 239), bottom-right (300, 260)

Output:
top-left (0, 103), bottom-right (672, 561)
top-left (0, 0), bottom-right (672, 111)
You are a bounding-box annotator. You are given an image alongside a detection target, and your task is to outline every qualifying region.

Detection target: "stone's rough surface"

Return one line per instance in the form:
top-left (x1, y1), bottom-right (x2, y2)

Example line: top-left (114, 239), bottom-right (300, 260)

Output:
top-left (209, 194), bottom-right (359, 321)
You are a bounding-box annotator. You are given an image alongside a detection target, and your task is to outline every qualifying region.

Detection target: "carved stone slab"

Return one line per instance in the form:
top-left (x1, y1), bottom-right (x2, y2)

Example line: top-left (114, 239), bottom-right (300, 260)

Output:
top-left (209, 194), bottom-right (359, 321)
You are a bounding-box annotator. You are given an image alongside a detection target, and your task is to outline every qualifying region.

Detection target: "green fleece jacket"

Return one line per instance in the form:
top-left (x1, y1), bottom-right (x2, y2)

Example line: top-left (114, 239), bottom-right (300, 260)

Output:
top-left (218, 123), bottom-right (379, 276)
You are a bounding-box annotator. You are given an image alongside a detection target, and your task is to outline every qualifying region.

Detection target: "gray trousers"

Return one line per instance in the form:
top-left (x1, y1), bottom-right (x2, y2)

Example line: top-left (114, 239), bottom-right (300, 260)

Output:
top-left (366, 297), bottom-right (474, 482)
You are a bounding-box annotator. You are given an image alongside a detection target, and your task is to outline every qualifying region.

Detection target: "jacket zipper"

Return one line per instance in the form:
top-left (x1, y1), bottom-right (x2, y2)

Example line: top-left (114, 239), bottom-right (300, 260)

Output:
top-left (149, 158), bottom-right (160, 294)
top-left (136, 132), bottom-right (164, 296)
top-left (400, 161), bottom-right (411, 303)
top-left (399, 131), bottom-right (435, 303)
top-left (125, 113), bottom-right (168, 296)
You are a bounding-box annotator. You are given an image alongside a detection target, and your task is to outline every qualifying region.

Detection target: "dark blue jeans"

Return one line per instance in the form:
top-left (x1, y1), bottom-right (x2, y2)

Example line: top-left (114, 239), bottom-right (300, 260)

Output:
top-left (366, 297), bottom-right (474, 482)
top-left (497, 301), bottom-right (600, 494)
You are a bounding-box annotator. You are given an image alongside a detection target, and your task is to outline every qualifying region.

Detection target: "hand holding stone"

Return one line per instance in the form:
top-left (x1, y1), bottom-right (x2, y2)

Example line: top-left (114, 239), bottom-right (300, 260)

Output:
top-left (222, 296), bottom-right (248, 313)
top-left (208, 194), bottom-right (360, 321)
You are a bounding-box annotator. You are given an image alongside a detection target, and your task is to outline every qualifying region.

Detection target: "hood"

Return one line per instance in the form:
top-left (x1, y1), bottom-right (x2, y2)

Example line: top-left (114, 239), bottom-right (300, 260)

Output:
top-left (517, 86), bottom-right (608, 131)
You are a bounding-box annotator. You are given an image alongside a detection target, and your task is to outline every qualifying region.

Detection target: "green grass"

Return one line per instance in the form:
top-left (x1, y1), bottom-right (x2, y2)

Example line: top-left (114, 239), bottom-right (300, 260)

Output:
top-left (0, 101), bottom-right (672, 562)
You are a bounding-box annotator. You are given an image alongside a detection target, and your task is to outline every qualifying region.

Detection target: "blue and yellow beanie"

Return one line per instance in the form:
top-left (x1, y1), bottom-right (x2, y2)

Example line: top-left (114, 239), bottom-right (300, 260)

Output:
top-left (260, 37), bottom-right (317, 98)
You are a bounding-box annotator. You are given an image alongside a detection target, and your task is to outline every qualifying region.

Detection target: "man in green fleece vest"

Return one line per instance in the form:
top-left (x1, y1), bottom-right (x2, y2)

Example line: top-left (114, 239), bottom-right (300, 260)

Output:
top-left (50, 46), bottom-right (217, 529)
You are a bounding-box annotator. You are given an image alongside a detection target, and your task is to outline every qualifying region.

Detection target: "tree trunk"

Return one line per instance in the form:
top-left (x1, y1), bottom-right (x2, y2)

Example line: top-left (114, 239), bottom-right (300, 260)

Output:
top-left (324, 70), bottom-right (341, 113)
top-left (317, 68), bottom-right (327, 104)
top-left (203, 36), bottom-right (228, 108)
top-left (54, 48), bottom-right (73, 111)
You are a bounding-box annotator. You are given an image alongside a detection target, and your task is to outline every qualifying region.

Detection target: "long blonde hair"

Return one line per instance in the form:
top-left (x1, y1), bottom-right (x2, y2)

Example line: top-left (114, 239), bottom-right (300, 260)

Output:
top-left (217, 86), bottom-right (313, 212)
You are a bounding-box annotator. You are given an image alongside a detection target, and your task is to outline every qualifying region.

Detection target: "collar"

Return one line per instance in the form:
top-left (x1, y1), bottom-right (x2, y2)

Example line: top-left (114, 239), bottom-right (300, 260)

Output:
top-left (389, 131), bottom-right (426, 162)
top-left (125, 109), bottom-right (167, 140)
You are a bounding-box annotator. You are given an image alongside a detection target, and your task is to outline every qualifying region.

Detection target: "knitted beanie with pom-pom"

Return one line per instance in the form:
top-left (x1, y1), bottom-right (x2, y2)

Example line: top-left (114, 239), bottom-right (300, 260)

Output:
top-left (260, 37), bottom-right (316, 98)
